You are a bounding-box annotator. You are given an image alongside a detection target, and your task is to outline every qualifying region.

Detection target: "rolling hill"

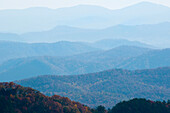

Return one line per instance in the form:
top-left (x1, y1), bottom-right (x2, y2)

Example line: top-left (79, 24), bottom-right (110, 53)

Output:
top-left (0, 41), bottom-right (99, 64)
top-left (0, 46), bottom-right (151, 81)
top-left (1, 47), bottom-right (170, 82)
top-left (15, 67), bottom-right (170, 108)
top-left (0, 39), bottom-right (152, 64)
top-left (117, 48), bottom-right (170, 70)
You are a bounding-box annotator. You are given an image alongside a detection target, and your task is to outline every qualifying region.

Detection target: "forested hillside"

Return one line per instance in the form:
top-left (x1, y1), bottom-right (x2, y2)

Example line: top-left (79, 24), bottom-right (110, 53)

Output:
top-left (0, 82), bottom-right (92, 113)
top-left (108, 98), bottom-right (170, 113)
top-left (0, 83), bottom-right (169, 113)
top-left (16, 67), bottom-right (170, 108)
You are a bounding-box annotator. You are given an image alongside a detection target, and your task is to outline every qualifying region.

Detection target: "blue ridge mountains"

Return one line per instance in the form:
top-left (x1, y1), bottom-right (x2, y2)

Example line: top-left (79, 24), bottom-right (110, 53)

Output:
top-left (0, 1), bottom-right (170, 110)
top-left (0, 41), bottom-right (99, 64)
top-left (0, 2), bottom-right (170, 47)
top-left (0, 39), bottom-right (152, 64)
top-left (0, 22), bottom-right (170, 48)
top-left (0, 42), bottom-right (170, 81)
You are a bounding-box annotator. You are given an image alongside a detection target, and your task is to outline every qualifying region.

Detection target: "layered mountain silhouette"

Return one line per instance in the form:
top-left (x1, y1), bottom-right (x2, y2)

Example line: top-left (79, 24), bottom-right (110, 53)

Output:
top-left (0, 46), bottom-right (150, 81)
top-left (0, 40), bottom-right (152, 64)
top-left (1, 46), bottom-right (170, 82)
top-left (0, 22), bottom-right (169, 47)
top-left (0, 2), bottom-right (170, 33)
top-left (0, 1), bottom-right (169, 112)
top-left (89, 39), bottom-right (152, 50)
top-left (0, 41), bottom-right (99, 64)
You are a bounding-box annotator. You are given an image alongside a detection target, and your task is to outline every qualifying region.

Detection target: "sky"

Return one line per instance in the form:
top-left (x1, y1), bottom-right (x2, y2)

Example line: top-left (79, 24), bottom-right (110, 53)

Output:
top-left (0, 0), bottom-right (170, 10)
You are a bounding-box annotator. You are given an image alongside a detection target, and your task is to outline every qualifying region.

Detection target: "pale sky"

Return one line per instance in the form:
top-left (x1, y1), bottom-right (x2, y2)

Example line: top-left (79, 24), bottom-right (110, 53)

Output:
top-left (0, 0), bottom-right (170, 10)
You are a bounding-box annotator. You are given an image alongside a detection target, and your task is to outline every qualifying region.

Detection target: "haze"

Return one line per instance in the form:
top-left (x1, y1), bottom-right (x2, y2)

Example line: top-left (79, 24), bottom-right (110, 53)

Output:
top-left (0, 0), bottom-right (170, 10)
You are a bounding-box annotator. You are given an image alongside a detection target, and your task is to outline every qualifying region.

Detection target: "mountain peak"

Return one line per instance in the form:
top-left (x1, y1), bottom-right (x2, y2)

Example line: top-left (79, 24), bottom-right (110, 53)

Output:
top-left (130, 1), bottom-right (170, 9)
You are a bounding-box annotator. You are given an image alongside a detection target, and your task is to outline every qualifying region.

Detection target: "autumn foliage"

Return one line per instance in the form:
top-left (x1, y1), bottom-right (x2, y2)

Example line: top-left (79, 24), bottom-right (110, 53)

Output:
top-left (0, 82), bottom-right (92, 113)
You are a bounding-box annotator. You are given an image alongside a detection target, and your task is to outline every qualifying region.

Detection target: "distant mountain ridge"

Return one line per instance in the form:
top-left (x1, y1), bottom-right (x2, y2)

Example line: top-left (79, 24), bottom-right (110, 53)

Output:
top-left (0, 41), bottom-right (99, 64)
top-left (0, 39), bottom-right (153, 64)
top-left (90, 39), bottom-right (153, 50)
top-left (0, 2), bottom-right (170, 33)
top-left (1, 22), bottom-right (169, 47)
top-left (1, 46), bottom-right (170, 82)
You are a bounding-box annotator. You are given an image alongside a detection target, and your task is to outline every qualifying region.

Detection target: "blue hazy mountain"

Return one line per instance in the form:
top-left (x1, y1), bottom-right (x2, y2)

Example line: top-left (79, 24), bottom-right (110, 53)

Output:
top-left (0, 33), bottom-right (21, 41)
top-left (3, 46), bottom-right (170, 82)
top-left (0, 22), bottom-right (169, 47)
top-left (19, 22), bottom-right (170, 48)
top-left (1, 47), bottom-right (170, 82)
top-left (90, 39), bottom-right (153, 50)
top-left (0, 39), bottom-right (153, 64)
top-left (117, 48), bottom-right (170, 70)
top-left (0, 41), bottom-right (99, 64)
top-left (0, 2), bottom-right (169, 33)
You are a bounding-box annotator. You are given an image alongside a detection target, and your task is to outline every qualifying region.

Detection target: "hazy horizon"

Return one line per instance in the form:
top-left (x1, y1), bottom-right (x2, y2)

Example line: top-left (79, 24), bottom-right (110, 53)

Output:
top-left (0, 0), bottom-right (170, 10)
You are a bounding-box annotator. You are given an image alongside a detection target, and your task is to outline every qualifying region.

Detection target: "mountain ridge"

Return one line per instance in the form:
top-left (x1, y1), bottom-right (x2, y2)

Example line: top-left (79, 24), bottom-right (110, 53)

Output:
top-left (0, 22), bottom-right (167, 47)
top-left (1, 46), bottom-right (170, 82)
top-left (0, 46), bottom-right (153, 81)
top-left (0, 2), bottom-right (169, 33)
top-left (15, 67), bottom-right (170, 108)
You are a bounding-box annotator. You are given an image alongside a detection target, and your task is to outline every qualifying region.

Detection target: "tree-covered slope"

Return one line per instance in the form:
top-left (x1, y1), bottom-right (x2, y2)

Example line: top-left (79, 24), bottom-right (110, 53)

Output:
top-left (118, 48), bottom-right (170, 69)
top-left (0, 82), bottom-right (92, 113)
top-left (1, 83), bottom-right (169, 113)
top-left (16, 67), bottom-right (170, 108)
top-left (109, 98), bottom-right (170, 113)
